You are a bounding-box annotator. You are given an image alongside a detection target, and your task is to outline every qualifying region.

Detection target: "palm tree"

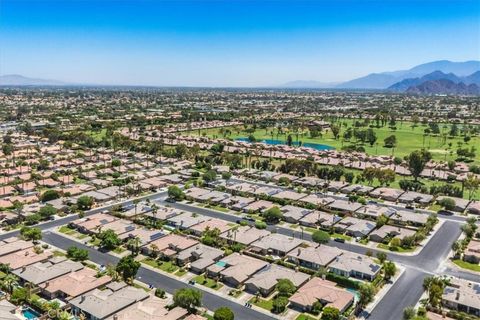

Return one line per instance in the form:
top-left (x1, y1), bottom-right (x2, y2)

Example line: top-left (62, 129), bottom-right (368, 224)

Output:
top-left (3, 273), bottom-right (18, 294)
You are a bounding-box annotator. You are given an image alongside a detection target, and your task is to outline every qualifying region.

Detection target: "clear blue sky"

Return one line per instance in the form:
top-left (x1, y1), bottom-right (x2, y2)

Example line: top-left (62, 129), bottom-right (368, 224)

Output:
top-left (1, 0), bottom-right (479, 86)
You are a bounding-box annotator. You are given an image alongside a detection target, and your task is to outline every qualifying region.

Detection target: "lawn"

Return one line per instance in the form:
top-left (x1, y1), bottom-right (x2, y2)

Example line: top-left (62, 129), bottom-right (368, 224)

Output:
top-left (377, 243), bottom-right (416, 253)
top-left (58, 225), bottom-right (76, 235)
top-left (296, 315), bottom-right (318, 320)
top-left (205, 204), bottom-right (230, 213)
top-left (86, 129), bottom-right (108, 142)
top-left (331, 233), bottom-right (352, 242)
top-left (453, 259), bottom-right (480, 272)
top-left (181, 120), bottom-right (480, 163)
top-left (112, 247), bottom-right (126, 254)
top-left (89, 238), bottom-right (101, 247)
top-left (141, 258), bottom-right (179, 273)
top-left (53, 250), bottom-right (66, 257)
top-left (193, 274), bottom-right (223, 290)
top-left (249, 296), bottom-right (274, 311)
top-left (175, 269), bottom-right (187, 277)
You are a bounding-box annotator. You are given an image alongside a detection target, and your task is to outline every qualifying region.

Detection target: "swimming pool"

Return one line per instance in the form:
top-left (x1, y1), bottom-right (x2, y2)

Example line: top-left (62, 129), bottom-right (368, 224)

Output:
top-left (236, 138), bottom-right (335, 151)
top-left (215, 261), bottom-right (227, 267)
top-left (22, 307), bottom-right (41, 320)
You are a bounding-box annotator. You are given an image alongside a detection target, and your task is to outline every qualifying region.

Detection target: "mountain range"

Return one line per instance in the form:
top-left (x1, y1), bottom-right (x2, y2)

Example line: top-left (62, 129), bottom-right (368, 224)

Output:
top-left (388, 70), bottom-right (480, 92)
top-left (2, 60), bottom-right (480, 94)
top-left (281, 60), bottom-right (480, 90)
top-left (0, 74), bottom-right (67, 86)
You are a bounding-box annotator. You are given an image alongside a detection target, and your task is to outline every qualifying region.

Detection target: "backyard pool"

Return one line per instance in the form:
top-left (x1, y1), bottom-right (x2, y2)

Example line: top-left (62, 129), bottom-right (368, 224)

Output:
top-left (215, 261), bottom-right (227, 267)
top-left (236, 138), bottom-right (335, 151)
top-left (22, 307), bottom-right (41, 320)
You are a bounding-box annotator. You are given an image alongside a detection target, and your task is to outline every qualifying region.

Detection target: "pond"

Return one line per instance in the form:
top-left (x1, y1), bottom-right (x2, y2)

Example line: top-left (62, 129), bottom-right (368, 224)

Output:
top-left (236, 138), bottom-right (335, 151)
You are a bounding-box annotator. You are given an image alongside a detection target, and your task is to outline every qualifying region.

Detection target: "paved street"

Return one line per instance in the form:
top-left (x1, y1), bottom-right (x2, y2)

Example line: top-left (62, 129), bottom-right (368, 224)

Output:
top-left (0, 190), bottom-right (474, 320)
top-left (41, 231), bottom-right (275, 320)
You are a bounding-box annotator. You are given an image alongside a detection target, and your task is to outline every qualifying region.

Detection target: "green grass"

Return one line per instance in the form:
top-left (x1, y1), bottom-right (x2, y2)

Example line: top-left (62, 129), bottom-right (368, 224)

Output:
top-left (59, 225), bottom-right (76, 235)
top-left (331, 233), bottom-right (352, 241)
top-left (181, 120), bottom-right (480, 163)
top-left (296, 315), bottom-right (318, 320)
top-left (142, 258), bottom-right (179, 273)
top-left (175, 269), bottom-right (187, 277)
top-left (86, 129), bottom-right (108, 142)
top-left (377, 243), bottom-right (415, 253)
top-left (453, 259), bottom-right (480, 272)
top-left (249, 296), bottom-right (274, 311)
top-left (112, 247), bottom-right (126, 254)
top-left (53, 250), bottom-right (66, 257)
top-left (89, 238), bottom-right (101, 247)
top-left (193, 274), bottom-right (223, 290)
top-left (206, 204), bottom-right (230, 213)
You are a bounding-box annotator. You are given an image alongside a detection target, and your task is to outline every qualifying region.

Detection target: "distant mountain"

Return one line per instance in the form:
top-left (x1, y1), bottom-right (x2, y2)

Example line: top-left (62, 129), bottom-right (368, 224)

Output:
top-left (278, 80), bottom-right (339, 88)
top-left (406, 79), bottom-right (480, 95)
top-left (337, 60), bottom-right (480, 89)
top-left (388, 70), bottom-right (480, 92)
top-left (0, 74), bottom-right (67, 86)
top-left (388, 71), bottom-right (461, 91)
top-left (463, 71), bottom-right (480, 85)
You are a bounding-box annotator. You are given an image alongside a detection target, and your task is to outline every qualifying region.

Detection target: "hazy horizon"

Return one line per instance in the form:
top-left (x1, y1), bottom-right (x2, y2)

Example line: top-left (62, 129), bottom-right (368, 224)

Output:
top-left (1, 0), bottom-right (479, 87)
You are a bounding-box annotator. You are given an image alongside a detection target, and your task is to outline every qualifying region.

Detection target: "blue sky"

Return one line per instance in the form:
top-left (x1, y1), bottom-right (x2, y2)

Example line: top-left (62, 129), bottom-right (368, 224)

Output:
top-left (1, 0), bottom-right (479, 86)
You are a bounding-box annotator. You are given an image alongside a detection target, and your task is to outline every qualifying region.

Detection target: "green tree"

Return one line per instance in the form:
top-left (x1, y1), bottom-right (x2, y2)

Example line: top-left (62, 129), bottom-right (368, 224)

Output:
top-left (173, 288), bottom-right (202, 313)
top-left (77, 196), bottom-right (94, 210)
top-left (214, 307), bottom-right (234, 320)
top-left (20, 226), bottom-right (42, 241)
top-left (41, 189), bottom-right (60, 202)
top-left (321, 306), bottom-right (340, 320)
top-left (438, 197), bottom-right (455, 211)
top-left (99, 229), bottom-right (121, 250)
top-left (10, 287), bottom-right (28, 305)
top-left (403, 306), bottom-right (416, 320)
top-left (168, 185), bottom-right (185, 201)
top-left (66, 246), bottom-right (89, 261)
top-left (263, 206), bottom-right (283, 223)
top-left (272, 296), bottom-right (289, 313)
top-left (276, 278), bottom-right (296, 297)
top-left (116, 255), bottom-right (141, 283)
top-left (406, 150), bottom-right (431, 182)
top-left (383, 261), bottom-right (397, 280)
top-left (203, 170), bottom-right (217, 182)
top-left (312, 230), bottom-right (330, 244)
top-left (39, 204), bottom-right (57, 219)
top-left (384, 135), bottom-right (397, 148)
top-left (358, 283), bottom-right (375, 308)
top-left (376, 252), bottom-right (387, 264)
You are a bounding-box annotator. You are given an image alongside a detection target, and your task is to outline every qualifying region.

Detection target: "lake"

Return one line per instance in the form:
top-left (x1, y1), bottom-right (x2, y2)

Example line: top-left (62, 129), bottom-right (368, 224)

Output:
top-left (236, 138), bottom-right (335, 151)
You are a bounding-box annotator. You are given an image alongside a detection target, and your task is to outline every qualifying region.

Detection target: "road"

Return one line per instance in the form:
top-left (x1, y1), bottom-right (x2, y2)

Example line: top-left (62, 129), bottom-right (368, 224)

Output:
top-left (158, 199), bottom-right (474, 320)
top-left (1, 189), bottom-right (474, 320)
top-left (41, 232), bottom-right (274, 320)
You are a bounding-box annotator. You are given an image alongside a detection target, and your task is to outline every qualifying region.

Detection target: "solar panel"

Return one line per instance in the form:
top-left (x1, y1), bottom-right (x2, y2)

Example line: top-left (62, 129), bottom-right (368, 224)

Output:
top-left (125, 225), bottom-right (135, 232)
top-left (100, 219), bottom-right (110, 224)
top-left (150, 232), bottom-right (164, 241)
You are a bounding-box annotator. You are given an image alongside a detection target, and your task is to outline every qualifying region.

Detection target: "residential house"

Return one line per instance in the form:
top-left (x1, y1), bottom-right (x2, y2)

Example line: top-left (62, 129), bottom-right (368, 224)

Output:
top-left (287, 245), bottom-right (343, 270)
top-left (39, 267), bottom-right (112, 300)
top-left (219, 226), bottom-right (269, 246)
top-left (442, 278), bottom-right (480, 316)
top-left (207, 253), bottom-right (268, 288)
top-left (245, 264), bottom-right (310, 297)
top-left (70, 282), bottom-right (150, 320)
top-left (289, 278), bottom-right (355, 313)
top-left (250, 233), bottom-right (304, 257)
top-left (328, 252), bottom-right (381, 281)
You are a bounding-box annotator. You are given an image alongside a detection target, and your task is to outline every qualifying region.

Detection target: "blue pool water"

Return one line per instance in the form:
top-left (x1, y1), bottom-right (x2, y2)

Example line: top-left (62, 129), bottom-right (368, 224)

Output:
top-left (22, 307), bottom-right (40, 320)
top-left (215, 261), bottom-right (227, 267)
top-left (347, 288), bottom-right (360, 301)
top-left (236, 138), bottom-right (334, 151)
